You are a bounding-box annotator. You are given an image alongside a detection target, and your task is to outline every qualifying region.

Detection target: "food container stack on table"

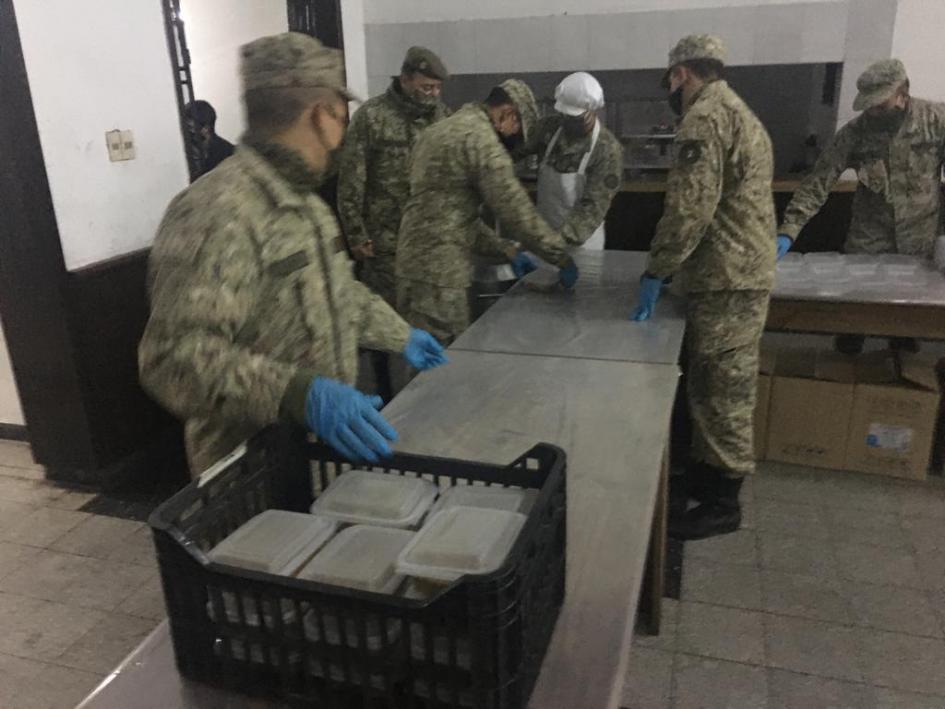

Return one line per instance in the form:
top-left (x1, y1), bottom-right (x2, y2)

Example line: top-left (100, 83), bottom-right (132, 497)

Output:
top-left (775, 252), bottom-right (934, 294)
top-left (148, 426), bottom-right (567, 709)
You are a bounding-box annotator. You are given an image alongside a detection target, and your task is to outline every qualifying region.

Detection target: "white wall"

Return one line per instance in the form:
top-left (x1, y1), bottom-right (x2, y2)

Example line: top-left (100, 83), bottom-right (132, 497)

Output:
top-left (0, 319), bottom-right (25, 427)
top-left (342, 0), bottom-right (370, 102)
top-left (14, 0), bottom-right (190, 271)
top-left (892, 0), bottom-right (945, 101)
top-left (181, 0), bottom-right (288, 141)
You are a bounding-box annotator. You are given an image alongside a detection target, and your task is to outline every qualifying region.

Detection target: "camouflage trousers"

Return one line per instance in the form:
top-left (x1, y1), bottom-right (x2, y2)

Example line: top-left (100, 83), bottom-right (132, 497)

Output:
top-left (359, 255), bottom-right (397, 308)
top-left (396, 278), bottom-right (470, 346)
top-left (685, 289), bottom-right (770, 478)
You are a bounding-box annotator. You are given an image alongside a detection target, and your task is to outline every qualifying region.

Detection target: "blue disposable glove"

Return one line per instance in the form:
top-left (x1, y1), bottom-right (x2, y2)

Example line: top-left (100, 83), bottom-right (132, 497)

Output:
top-left (403, 328), bottom-right (448, 370)
top-left (511, 252), bottom-right (537, 279)
top-left (630, 275), bottom-right (664, 321)
top-left (304, 377), bottom-right (397, 463)
top-left (776, 234), bottom-right (793, 260)
top-left (558, 262), bottom-right (579, 289)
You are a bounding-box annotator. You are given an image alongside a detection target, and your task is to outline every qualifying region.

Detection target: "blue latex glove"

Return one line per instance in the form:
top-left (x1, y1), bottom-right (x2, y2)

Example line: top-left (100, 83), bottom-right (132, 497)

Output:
top-left (304, 377), bottom-right (397, 463)
top-left (403, 328), bottom-right (449, 370)
top-left (511, 252), bottom-right (537, 279)
top-left (630, 276), bottom-right (664, 321)
top-left (558, 263), bottom-right (579, 289)
top-left (776, 234), bottom-right (793, 260)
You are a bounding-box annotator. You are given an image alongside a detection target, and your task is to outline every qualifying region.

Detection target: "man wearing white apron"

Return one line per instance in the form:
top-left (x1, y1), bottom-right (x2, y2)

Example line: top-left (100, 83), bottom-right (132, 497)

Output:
top-left (528, 72), bottom-right (624, 255)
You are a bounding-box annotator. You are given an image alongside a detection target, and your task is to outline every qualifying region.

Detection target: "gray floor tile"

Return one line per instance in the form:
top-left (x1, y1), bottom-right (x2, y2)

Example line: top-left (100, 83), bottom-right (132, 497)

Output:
top-left (117, 574), bottom-right (167, 621)
top-left (753, 466), bottom-right (825, 505)
top-left (813, 475), bottom-right (899, 514)
top-left (0, 440), bottom-right (42, 470)
top-left (754, 499), bottom-right (831, 539)
top-left (763, 615), bottom-right (863, 683)
top-left (894, 485), bottom-right (945, 521)
top-left (48, 515), bottom-right (144, 561)
top-left (0, 506), bottom-right (90, 548)
top-left (0, 651), bottom-right (45, 707)
top-left (620, 646), bottom-right (672, 709)
top-left (56, 612), bottom-right (157, 674)
top-left (0, 591), bottom-right (105, 661)
top-left (0, 549), bottom-right (152, 611)
top-left (767, 668), bottom-right (875, 709)
top-left (823, 507), bottom-right (909, 550)
top-left (686, 529), bottom-right (759, 567)
top-left (0, 541), bottom-right (42, 582)
top-left (681, 559), bottom-right (763, 611)
top-left (105, 524), bottom-right (158, 569)
top-left (852, 626), bottom-right (945, 695)
top-left (849, 583), bottom-right (943, 638)
top-left (760, 569), bottom-right (853, 624)
top-left (902, 515), bottom-right (945, 554)
top-left (673, 653), bottom-right (768, 709)
top-left (677, 601), bottom-right (765, 665)
top-left (46, 489), bottom-right (97, 511)
top-left (0, 475), bottom-right (67, 507)
top-left (758, 532), bottom-right (839, 580)
top-left (874, 687), bottom-right (945, 709)
top-left (10, 661), bottom-right (103, 709)
top-left (915, 549), bottom-right (945, 592)
top-left (833, 541), bottom-right (923, 589)
top-left (634, 598), bottom-right (679, 653)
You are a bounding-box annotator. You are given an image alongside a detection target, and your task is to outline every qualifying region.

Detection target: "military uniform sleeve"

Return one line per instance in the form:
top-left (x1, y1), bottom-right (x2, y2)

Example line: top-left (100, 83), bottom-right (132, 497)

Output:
top-left (646, 115), bottom-right (725, 279)
top-left (473, 219), bottom-right (517, 260)
top-left (779, 127), bottom-right (853, 240)
top-left (139, 217), bottom-right (296, 428)
top-left (560, 132), bottom-right (623, 245)
top-left (470, 131), bottom-right (571, 268)
top-left (337, 106), bottom-right (371, 248)
top-left (349, 279), bottom-right (412, 352)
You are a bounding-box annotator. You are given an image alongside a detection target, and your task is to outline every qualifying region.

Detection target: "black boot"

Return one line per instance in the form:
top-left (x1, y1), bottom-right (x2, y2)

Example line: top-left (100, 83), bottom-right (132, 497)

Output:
top-left (669, 475), bottom-right (743, 541)
top-left (670, 462), bottom-right (722, 505)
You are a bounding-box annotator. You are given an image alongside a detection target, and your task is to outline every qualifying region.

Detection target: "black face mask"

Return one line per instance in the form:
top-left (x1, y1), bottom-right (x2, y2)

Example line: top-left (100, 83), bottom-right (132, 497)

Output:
top-left (668, 86), bottom-right (684, 117)
top-left (499, 132), bottom-right (522, 152)
top-left (868, 106), bottom-right (907, 131)
top-left (562, 115), bottom-right (587, 139)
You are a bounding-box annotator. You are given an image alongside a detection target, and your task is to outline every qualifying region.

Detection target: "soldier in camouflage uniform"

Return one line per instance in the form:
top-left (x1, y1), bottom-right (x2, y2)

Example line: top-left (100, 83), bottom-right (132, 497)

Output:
top-left (631, 35), bottom-right (777, 540)
top-left (395, 79), bottom-right (579, 344)
top-left (779, 59), bottom-right (945, 354)
top-left (139, 33), bottom-right (446, 475)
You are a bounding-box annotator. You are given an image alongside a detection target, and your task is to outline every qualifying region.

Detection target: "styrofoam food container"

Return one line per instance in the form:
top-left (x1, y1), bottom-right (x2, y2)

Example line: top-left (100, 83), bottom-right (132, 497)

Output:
top-left (428, 485), bottom-right (537, 518)
top-left (397, 507), bottom-right (527, 583)
top-left (296, 525), bottom-right (414, 594)
top-left (208, 509), bottom-right (338, 575)
top-left (806, 251), bottom-right (842, 262)
top-left (310, 470), bottom-right (437, 529)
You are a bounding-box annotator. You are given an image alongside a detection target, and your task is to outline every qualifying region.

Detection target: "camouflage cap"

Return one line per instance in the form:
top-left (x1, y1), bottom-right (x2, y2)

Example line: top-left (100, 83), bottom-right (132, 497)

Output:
top-left (498, 78), bottom-right (539, 141)
top-left (241, 32), bottom-right (358, 101)
top-left (668, 34), bottom-right (728, 68)
top-left (401, 46), bottom-right (449, 80)
top-left (853, 59), bottom-right (908, 111)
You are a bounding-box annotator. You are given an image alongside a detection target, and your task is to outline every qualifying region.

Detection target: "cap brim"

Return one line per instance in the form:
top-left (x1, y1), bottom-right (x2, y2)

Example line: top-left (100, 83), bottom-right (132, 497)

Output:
top-left (853, 87), bottom-right (896, 112)
top-left (554, 99), bottom-right (586, 116)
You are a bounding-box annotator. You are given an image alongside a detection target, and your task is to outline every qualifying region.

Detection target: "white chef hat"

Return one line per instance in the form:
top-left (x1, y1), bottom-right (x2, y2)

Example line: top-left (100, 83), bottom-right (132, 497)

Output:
top-left (553, 72), bottom-right (605, 116)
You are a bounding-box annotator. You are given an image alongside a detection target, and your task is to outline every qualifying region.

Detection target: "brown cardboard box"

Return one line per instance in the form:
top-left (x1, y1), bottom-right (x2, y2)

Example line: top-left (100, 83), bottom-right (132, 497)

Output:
top-left (766, 348), bottom-right (856, 469)
top-left (753, 347), bottom-right (777, 460)
top-left (844, 352), bottom-right (942, 480)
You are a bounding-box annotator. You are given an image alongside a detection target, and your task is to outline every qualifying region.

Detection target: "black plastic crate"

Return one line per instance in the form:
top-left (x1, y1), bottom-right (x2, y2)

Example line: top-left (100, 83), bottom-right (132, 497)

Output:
top-left (149, 426), bottom-right (567, 708)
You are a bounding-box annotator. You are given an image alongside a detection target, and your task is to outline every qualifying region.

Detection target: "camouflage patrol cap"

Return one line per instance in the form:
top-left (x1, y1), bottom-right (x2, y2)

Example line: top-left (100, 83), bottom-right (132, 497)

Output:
top-left (401, 46), bottom-right (449, 80)
top-left (853, 59), bottom-right (908, 111)
top-left (668, 34), bottom-right (728, 68)
top-left (241, 32), bottom-right (358, 101)
top-left (498, 78), bottom-right (539, 141)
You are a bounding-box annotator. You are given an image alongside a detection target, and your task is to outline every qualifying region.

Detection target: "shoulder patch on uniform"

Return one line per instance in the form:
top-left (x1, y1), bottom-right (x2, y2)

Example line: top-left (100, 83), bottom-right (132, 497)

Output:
top-left (677, 140), bottom-right (703, 166)
top-left (604, 174), bottom-right (620, 189)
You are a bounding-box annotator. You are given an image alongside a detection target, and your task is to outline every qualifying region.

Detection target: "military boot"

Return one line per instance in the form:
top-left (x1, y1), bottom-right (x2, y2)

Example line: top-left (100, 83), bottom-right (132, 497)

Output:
top-left (669, 472), bottom-right (743, 541)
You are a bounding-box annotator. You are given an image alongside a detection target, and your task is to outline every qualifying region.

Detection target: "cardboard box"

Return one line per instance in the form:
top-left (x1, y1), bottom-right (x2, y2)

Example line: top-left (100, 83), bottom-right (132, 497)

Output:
top-left (766, 348), bottom-right (856, 469)
top-left (844, 352), bottom-right (942, 480)
top-left (753, 347), bottom-right (777, 460)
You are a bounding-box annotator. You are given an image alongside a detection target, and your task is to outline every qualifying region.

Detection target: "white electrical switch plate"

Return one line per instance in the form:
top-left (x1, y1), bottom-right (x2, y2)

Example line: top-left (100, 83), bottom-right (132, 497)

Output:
top-left (120, 129), bottom-right (135, 160)
top-left (105, 130), bottom-right (123, 162)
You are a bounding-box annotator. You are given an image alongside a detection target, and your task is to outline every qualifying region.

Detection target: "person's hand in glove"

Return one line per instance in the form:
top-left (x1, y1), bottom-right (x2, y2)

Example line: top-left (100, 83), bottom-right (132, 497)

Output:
top-left (305, 377), bottom-right (397, 463)
top-left (558, 261), bottom-right (579, 290)
top-left (403, 328), bottom-right (448, 370)
top-left (630, 274), bottom-right (664, 321)
top-left (510, 252), bottom-right (537, 279)
top-left (776, 234), bottom-right (793, 260)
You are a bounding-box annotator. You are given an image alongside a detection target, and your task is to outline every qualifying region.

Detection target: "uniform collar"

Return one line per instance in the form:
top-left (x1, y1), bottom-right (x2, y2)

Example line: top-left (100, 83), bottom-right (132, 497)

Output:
top-left (386, 78), bottom-right (438, 119)
top-left (234, 143), bottom-right (313, 209)
top-left (684, 78), bottom-right (724, 114)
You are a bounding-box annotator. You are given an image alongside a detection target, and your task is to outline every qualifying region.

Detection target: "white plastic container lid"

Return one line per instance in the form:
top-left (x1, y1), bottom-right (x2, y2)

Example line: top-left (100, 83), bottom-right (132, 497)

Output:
top-left (310, 471), bottom-right (437, 528)
top-left (428, 485), bottom-right (537, 518)
top-left (397, 507), bottom-right (527, 583)
top-left (296, 525), bottom-right (414, 594)
top-left (208, 510), bottom-right (338, 576)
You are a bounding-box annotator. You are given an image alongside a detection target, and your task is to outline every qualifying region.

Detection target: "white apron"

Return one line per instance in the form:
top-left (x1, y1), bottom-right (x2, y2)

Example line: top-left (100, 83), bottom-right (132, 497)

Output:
top-left (535, 120), bottom-right (606, 251)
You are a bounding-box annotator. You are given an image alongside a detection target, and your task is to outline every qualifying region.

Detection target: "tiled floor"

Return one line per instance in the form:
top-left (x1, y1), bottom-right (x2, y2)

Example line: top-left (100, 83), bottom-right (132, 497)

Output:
top-left (625, 462), bottom-right (945, 709)
top-left (0, 441), bottom-right (165, 709)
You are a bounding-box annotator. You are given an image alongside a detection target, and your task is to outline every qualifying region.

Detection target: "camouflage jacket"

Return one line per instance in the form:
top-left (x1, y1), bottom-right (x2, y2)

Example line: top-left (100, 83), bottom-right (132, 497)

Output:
top-left (337, 80), bottom-right (449, 254)
top-left (780, 98), bottom-right (945, 258)
top-left (139, 145), bottom-right (411, 473)
top-left (396, 103), bottom-right (572, 289)
top-left (647, 80), bottom-right (776, 292)
top-left (522, 114), bottom-right (624, 245)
